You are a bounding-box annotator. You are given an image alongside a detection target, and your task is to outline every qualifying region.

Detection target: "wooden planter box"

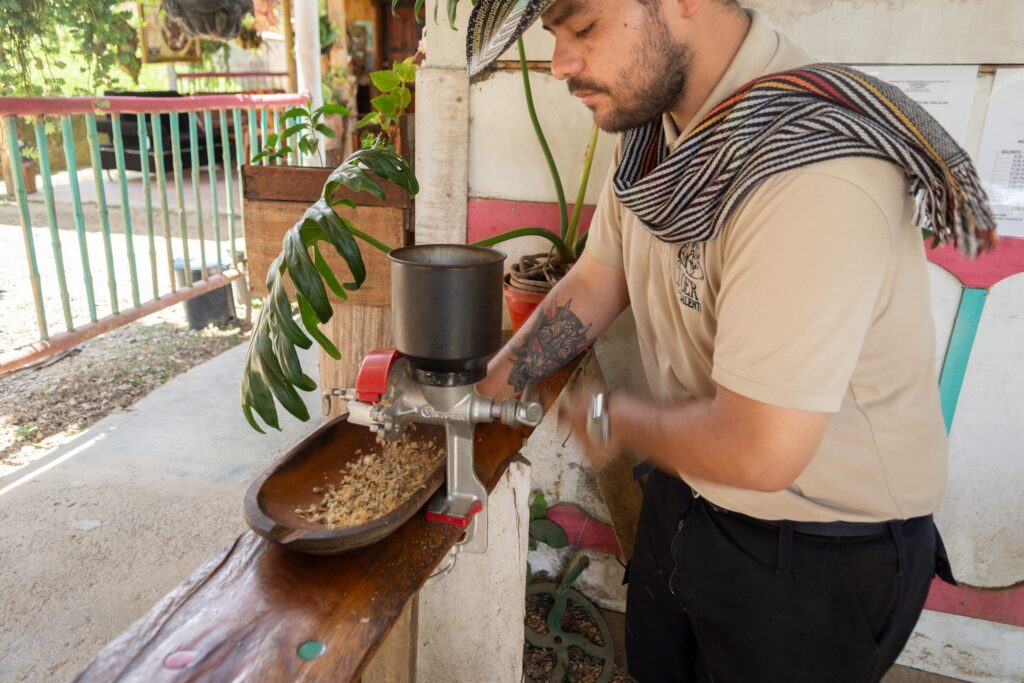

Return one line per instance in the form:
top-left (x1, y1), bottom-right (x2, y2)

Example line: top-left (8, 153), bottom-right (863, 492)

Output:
top-left (242, 164), bottom-right (413, 308)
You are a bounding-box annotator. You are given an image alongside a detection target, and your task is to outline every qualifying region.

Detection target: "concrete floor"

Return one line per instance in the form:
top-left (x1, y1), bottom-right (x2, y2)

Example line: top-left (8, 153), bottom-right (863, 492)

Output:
top-left (0, 342), bottom-right (322, 682)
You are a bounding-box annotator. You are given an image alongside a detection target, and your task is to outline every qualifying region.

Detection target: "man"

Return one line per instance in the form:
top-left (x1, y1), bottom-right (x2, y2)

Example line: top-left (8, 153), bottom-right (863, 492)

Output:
top-left (469, 1), bottom-right (994, 681)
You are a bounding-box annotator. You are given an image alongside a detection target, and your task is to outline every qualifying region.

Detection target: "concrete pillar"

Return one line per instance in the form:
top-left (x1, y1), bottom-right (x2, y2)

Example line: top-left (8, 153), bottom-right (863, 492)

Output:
top-left (414, 0), bottom-right (474, 245)
top-left (293, 0), bottom-right (323, 164)
top-left (416, 459), bottom-right (531, 682)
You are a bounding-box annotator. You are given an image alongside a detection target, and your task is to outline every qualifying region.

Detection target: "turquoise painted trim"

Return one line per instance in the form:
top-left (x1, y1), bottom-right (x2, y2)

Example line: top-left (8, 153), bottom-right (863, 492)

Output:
top-left (150, 113), bottom-right (177, 293)
top-left (234, 108), bottom-right (246, 268)
top-left (187, 112), bottom-right (208, 281)
top-left (85, 114), bottom-right (119, 315)
top-left (938, 287), bottom-right (987, 433)
top-left (61, 116), bottom-right (97, 322)
top-left (248, 109), bottom-right (258, 165)
top-left (169, 113), bottom-right (192, 286)
top-left (111, 114), bottom-right (141, 307)
top-left (203, 110), bottom-right (222, 265)
top-left (260, 108), bottom-right (269, 166)
top-left (34, 119), bottom-right (74, 332)
top-left (220, 109), bottom-right (237, 270)
top-left (272, 108), bottom-right (281, 166)
top-left (4, 116), bottom-right (48, 339)
top-left (233, 108), bottom-right (245, 169)
top-left (136, 113), bottom-right (159, 300)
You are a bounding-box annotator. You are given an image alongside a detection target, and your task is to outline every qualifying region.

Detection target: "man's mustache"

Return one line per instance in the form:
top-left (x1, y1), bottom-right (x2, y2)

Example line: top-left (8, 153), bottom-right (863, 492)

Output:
top-left (567, 78), bottom-right (609, 95)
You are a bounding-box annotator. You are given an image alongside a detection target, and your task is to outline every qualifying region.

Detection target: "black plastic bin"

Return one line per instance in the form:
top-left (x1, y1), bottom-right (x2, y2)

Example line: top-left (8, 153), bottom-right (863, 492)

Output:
top-left (173, 257), bottom-right (237, 330)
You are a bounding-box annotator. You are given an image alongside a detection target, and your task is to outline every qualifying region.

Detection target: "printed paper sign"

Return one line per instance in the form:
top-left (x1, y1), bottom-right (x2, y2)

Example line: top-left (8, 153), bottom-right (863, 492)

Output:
top-left (977, 69), bottom-right (1024, 238)
top-left (855, 64), bottom-right (978, 147)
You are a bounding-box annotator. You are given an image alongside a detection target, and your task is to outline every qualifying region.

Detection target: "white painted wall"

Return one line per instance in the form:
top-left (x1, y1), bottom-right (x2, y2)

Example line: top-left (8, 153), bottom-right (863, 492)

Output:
top-left (417, 460), bottom-right (531, 682)
top-left (937, 272), bottom-right (1024, 589)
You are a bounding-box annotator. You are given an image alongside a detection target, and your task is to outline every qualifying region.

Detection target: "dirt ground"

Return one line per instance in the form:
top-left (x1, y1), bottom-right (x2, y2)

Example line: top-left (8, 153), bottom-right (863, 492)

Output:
top-left (0, 309), bottom-right (248, 476)
top-left (0, 199), bottom-right (250, 477)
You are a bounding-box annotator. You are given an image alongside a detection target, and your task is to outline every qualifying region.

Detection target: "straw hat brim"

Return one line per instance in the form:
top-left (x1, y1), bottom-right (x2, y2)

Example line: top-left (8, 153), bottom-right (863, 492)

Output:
top-left (466, 0), bottom-right (558, 76)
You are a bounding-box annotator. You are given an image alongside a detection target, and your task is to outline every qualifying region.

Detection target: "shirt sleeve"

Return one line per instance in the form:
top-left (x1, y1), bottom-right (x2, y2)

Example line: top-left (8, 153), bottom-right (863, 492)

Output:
top-left (710, 168), bottom-right (895, 412)
top-left (584, 140), bottom-right (625, 271)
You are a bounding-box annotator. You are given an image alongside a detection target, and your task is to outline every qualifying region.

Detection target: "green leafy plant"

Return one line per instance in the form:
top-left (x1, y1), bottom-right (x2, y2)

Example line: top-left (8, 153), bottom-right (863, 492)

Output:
top-left (319, 15), bottom-right (339, 55)
top-left (251, 102), bottom-right (351, 167)
top-left (393, 0), bottom-right (459, 30)
top-left (471, 39), bottom-right (600, 289)
top-left (0, 0), bottom-right (138, 97)
top-left (399, 0), bottom-right (602, 285)
top-left (355, 59), bottom-right (416, 147)
top-left (529, 490), bottom-right (569, 551)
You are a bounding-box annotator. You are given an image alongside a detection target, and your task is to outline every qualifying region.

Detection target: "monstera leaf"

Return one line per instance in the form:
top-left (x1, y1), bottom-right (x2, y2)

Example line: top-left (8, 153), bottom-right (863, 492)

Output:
top-left (241, 147), bottom-right (418, 432)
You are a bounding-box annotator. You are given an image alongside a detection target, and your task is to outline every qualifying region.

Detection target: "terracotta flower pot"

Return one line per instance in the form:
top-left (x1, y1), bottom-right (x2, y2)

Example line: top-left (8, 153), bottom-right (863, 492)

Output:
top-left (503, 273), bottom-right (548, 332)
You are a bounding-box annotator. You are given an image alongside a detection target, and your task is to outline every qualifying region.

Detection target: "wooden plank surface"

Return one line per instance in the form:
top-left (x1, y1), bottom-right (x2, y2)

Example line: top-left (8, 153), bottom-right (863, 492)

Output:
top-left (242, 165), bottom-right (411, 209)
top-left (320, 306), bottom-right (393, 397)
top-left (244, 199), bottom-right (406, 304)
top-left (74, 361), bottom-right (581, 683)
top-left (361, 596), bottom-right (418, 683)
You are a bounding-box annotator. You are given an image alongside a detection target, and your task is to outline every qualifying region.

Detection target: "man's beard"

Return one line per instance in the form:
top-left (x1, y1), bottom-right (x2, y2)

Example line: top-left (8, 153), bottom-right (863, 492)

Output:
top-left (569, 18), bottom-right (692, 132)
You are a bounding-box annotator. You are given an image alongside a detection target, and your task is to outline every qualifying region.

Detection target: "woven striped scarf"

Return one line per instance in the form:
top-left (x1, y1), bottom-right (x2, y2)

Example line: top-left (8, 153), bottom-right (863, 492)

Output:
top-left (613, 64), bottom-right (997, 258)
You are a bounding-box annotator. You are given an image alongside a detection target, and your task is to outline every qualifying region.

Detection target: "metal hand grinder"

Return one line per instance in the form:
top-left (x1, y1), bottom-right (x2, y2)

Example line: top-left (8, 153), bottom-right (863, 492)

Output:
top-left (323, 245), bottom-right (543, 554)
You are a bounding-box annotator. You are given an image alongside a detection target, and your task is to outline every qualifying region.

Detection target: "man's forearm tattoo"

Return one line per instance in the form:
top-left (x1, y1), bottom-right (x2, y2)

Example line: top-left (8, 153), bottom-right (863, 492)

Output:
top-left (507, 299), bottom-right (593, 392)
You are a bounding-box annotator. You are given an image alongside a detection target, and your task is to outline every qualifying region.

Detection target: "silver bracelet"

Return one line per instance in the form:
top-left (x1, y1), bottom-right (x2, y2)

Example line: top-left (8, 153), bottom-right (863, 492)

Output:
top-left (586, 391), bottom-right (611, 445)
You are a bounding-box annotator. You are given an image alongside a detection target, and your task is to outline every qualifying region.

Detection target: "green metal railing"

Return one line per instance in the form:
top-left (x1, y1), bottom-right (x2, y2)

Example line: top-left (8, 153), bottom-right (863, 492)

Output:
top-left (0, 92), bottom-right (309, 374)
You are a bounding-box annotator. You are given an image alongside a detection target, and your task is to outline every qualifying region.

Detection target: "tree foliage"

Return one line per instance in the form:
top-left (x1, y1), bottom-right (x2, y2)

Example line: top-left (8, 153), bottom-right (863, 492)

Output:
top-left (0, 0), bottom-right (138, 96)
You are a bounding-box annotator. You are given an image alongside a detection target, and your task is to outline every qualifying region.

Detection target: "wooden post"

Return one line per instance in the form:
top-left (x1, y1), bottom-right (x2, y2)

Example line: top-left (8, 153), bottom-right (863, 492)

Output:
top-left (282, 0), bottom-right (298, 94)
top-left (324, 0), bottom-right (354, 162)
top-left (361, 595), bottom-right (419, 683)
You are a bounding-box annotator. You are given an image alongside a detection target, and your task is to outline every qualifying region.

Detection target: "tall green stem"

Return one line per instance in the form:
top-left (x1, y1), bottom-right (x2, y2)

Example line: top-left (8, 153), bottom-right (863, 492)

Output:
top-left (472, 227), bottom-right (573, 264)
top-left (518, 38), bottom-right (568, 241)
top-left (565, 123), bottom-right (600, 256)
top-left (349, 226), bottom-right (393, 254)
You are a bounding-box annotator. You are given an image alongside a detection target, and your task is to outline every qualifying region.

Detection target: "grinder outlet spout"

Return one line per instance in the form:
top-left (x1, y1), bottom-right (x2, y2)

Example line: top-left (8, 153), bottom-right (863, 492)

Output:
top-left (328, 354), bottom-right (544, 554)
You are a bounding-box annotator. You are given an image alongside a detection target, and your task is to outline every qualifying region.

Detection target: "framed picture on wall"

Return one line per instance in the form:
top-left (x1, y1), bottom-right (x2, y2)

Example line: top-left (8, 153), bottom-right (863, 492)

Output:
top-left (350, 19), bottom-right (377, 72)
top-left (137, 1), bottom-right (203, 63)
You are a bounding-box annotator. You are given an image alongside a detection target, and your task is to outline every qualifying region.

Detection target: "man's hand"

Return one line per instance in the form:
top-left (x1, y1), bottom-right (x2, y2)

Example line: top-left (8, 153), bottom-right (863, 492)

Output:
top-left (558, 381), bottom-right (620, 471)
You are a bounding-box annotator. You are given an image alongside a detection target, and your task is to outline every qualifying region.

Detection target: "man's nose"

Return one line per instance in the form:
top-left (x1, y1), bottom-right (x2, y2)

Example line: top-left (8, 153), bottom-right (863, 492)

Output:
top-left (550, 40), bottom-right (584, 81)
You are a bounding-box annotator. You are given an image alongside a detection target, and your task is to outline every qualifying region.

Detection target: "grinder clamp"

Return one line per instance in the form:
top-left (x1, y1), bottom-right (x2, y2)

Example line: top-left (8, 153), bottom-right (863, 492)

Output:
top-left (320, 243), bottom-right (543, 556)
top-left (329, 349), bottom-right (543, 554)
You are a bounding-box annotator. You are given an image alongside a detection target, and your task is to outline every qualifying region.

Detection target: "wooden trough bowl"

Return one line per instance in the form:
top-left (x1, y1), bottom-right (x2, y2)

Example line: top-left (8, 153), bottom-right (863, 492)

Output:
top-left (244, 416), bottom-right (446, 555)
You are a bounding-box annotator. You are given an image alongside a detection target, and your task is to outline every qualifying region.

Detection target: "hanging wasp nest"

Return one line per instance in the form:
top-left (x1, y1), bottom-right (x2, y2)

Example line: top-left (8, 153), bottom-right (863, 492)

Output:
top-left (162, 0), bottom-right (255, 40)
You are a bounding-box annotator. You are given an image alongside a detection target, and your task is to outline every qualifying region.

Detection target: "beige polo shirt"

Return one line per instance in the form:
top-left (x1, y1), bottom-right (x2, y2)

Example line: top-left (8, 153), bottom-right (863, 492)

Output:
top-left (587, 11), bottom-right (948, 522)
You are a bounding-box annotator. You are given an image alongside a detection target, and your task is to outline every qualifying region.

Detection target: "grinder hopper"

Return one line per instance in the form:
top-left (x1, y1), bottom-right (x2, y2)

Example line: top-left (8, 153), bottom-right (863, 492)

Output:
top-left (335, 245), bottom-right (543, 554)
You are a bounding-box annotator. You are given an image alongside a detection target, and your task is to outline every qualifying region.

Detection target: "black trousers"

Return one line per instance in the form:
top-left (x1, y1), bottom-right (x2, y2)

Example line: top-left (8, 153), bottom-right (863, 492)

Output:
top-left (625, 470), bottom-right (952, 683)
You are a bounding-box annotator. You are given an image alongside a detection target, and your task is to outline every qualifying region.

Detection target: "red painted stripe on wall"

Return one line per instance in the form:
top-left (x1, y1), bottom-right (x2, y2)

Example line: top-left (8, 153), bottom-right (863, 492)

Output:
top-left (928, 236), bottom-right (1024, 289)
top-left (467, 198), bottom-right (596, 243)
top-left (925, 579), bottom-right (1024, 628)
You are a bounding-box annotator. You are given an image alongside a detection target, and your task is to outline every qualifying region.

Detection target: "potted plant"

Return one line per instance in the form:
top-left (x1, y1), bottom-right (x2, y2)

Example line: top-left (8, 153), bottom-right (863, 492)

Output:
top-left (474, 38), bottom-right (601, 330)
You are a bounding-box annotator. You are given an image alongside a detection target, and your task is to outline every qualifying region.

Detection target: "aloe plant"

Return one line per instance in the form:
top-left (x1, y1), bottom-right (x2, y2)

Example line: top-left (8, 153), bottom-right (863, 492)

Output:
top-left (471, 39), bottom-right (600, 268)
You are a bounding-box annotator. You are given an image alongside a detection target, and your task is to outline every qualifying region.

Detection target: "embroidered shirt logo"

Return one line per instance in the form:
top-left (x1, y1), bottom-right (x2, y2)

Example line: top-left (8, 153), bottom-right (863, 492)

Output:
top-left (676, 243), bottom-right (704, 312)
